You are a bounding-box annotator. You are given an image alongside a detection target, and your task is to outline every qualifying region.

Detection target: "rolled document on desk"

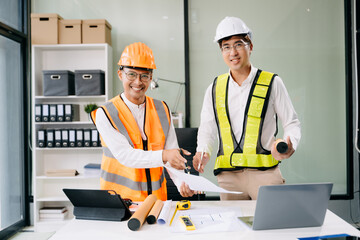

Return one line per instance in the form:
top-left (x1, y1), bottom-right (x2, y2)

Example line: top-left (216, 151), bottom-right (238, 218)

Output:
top-left (127, 194), bottom-right (157, 231)
top-left (146, 199), bottom-right (164, 224)
top-left (157, 200), bottom-right (172, 225)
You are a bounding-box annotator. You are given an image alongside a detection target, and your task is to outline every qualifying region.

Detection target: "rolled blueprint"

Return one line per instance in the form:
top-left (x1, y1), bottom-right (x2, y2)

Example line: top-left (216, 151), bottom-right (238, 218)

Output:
top-left (157, 200), bottom-right (172, 225)
top-left (127, 194), bottom-right (157, 231)
top-left (146, 199), bottom-right (164, 224)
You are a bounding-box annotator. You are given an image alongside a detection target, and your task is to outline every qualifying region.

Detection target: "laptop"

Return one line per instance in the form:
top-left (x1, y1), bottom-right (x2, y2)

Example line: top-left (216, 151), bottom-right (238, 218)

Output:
top-left (238, 183), bottom-right (333, 230)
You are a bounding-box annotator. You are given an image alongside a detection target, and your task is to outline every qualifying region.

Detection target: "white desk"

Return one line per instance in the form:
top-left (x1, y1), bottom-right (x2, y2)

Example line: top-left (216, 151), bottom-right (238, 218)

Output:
top-left (49, 200), bottom-right (360, 240)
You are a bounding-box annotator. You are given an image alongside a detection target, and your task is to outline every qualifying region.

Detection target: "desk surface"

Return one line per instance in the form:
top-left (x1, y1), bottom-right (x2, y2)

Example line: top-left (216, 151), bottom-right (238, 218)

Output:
top-left (49, 200), bottom-right (360, 240)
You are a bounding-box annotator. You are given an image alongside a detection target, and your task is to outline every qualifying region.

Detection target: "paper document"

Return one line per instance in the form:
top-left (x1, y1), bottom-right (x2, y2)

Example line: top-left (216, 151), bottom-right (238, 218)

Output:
top-left (157, 200), bottom-right (172, 224)
top-left (170, 207), bottom-right (250, 234)
top-left (165, 166), bottom-right (242, 194)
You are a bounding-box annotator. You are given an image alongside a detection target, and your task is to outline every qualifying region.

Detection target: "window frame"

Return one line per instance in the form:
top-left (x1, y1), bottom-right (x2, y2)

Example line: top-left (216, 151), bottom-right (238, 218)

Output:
top-left (0, 0), bottom-right (30, 238)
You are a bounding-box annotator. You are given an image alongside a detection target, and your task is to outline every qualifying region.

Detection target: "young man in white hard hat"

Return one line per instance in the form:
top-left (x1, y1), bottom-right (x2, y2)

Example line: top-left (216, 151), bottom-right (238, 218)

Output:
top-left (192, 17), bottom-right (301, 200)
top-left (91, 42), bottom-right (195, 201)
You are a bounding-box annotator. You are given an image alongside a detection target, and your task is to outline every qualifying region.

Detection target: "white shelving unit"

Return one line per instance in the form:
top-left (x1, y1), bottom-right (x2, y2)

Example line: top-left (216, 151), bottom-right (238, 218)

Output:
top-left (31, 44), bottom-right (113, 231)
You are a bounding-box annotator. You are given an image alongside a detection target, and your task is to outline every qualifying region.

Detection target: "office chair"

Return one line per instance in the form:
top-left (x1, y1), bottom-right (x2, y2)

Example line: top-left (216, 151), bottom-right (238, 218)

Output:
top-left (165, 128), bottom-right (205, 201)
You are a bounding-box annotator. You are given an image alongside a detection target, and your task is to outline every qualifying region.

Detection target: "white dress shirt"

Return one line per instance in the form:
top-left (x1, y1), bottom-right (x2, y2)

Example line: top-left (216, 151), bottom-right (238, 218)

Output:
top-left (95, 93), bottom-right (182, 188)
top-left (197, 65), bottom-right (301, 156)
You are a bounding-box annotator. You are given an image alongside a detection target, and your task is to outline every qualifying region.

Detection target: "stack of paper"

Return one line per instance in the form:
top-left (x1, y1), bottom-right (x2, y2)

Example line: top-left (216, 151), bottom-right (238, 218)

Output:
top-left (45, 169), bottom-right (79, 177)
top-left (39, 207), bottom-right (68, 221)
top-left (83, 163), bottom-right (101, 177)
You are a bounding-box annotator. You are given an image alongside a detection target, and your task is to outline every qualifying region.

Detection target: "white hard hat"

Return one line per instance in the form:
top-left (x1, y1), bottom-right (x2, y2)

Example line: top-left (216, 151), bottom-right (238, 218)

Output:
top-left (214, 16), bottom-right (252, 43)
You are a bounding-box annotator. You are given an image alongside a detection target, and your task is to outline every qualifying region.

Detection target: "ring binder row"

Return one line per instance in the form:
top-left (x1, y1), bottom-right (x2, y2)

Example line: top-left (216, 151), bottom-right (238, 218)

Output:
top-left (37, 129), bottom-right (101, 148)
top-left (35, 104), bottom-right (79, 122)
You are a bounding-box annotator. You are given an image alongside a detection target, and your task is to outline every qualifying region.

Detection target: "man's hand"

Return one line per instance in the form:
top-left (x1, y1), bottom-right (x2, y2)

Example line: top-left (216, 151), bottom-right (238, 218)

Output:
top-left (179, 182), bottom-right (196, 198)
top-left (271, 136), bottom-right (295, 161)
top-left (193, 151), bottom-right (210, 173)
top-left (162, 148), bottom-right (191, 170)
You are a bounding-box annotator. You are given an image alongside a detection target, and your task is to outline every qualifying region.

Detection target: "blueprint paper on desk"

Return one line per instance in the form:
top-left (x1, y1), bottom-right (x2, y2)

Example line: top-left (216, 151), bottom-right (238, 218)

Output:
top-left (157, 200), bottom-right (172, 224)
top-left (170, 207), bottom-right (249, 234)
top-left (165, 165), bottom-right (242, 194)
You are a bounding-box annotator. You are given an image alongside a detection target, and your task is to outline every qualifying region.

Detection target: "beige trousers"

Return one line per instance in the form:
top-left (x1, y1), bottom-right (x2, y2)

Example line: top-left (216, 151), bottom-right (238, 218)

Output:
top-left (217, 166), bottom-right (285, 200)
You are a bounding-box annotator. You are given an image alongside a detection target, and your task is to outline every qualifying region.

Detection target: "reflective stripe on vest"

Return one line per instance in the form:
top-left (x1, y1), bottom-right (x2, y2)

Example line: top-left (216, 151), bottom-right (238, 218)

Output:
top-left (213, 70), bottom-right (279, 170)
top-left (92, 95), bottom-right (170, 201)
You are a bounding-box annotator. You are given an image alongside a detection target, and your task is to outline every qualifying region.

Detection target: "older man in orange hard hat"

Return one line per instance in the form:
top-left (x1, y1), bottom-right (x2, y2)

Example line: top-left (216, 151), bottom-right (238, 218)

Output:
top-left (91, 42), bottom-right (195, 201)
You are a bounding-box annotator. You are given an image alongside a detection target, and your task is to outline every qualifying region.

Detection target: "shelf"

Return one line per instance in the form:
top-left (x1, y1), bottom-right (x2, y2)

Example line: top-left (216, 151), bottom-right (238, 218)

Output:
top-left (35, 95), bottom-right (106, 101)
top-left (36, 197), bottom-right (69, 202)
top-left (36, 175), bottom-right (99, 180)
top-left (32, 43), bottom-right (109, 51)
top-left (32, 43), bottom-right (112, 230)
top-left (35, 121), bottom-right (94, 125)
top-left (35, 147), bottom-right (102, 151)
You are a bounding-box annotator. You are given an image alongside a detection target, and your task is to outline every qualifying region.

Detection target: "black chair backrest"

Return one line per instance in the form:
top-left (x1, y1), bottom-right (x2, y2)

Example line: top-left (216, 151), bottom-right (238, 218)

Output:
top-left (165, 128), bottom-right (204, 200)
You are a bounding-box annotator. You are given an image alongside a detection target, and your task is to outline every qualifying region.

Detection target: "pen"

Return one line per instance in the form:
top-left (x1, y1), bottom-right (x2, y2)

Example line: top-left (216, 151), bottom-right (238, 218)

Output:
top-left (198, 148), bottom-right (205, 170)
top-left (179, 148), bottom-right (190, 174)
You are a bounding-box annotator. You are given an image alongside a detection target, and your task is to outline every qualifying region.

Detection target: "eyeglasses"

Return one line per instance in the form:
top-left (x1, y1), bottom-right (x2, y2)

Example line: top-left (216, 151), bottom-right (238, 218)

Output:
top-left (221, 41), bottom-right (249, 53)
top-left (123, 69), bottom-right (151, 82)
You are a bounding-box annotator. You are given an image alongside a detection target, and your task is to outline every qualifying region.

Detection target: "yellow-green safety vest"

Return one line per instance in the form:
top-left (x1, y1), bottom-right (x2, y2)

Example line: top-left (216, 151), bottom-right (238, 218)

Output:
top-left (213, 70), bottom-right (279, 174)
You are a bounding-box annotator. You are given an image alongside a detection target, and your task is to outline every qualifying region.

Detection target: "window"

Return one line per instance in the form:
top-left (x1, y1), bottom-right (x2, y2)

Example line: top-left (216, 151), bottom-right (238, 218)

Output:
top-left (0, 0), bottom-right (30, 238)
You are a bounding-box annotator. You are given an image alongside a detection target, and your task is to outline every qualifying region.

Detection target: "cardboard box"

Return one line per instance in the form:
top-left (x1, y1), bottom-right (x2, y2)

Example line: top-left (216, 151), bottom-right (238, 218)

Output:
top-left (59, 19), bottom-right (82, 44)
top-left (82, 19), bottom-right (112, 45)
top-left (31, 13), bottom-right (63, 44)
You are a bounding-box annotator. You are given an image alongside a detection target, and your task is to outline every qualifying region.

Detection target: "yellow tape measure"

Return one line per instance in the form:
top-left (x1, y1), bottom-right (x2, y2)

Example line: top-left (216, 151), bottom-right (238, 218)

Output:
top-left (169, 200), bottom-right (191, 226)
top-left (177, 200), bottom-right (191, 210)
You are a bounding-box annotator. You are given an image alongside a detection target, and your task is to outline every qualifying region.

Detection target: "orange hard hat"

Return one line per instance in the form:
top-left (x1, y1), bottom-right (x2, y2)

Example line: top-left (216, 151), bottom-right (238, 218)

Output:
top-left (118, 42), bottom-right (156, 70)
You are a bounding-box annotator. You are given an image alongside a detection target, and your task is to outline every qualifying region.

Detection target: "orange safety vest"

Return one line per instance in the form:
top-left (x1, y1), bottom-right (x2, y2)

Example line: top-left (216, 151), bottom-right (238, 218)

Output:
top-left (91, 95), bottom-right (171, 201)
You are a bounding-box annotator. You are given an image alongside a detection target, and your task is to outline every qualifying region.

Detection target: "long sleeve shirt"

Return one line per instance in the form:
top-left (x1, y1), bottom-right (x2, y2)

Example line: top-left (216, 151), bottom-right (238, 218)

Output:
top-left (197, 65), bottom-right (301, 157)
top-left (95, 93), bottom-right (182, 187)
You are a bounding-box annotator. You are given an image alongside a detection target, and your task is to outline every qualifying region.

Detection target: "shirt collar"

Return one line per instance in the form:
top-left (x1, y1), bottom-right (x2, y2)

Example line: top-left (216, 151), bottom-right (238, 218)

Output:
top-left (120, 92), bottom-right (145, 110)
top-left (228, 65), bottom-right (258, 86)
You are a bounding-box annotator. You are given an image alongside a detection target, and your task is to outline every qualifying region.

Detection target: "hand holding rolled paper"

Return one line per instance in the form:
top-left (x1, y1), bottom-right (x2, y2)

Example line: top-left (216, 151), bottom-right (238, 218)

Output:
top-left (271, 136), bottom-right (295, 161)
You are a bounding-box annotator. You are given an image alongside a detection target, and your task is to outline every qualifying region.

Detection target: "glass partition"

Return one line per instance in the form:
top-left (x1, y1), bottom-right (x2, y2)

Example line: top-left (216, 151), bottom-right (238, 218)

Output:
top-left (0, 35), bottom-right (25, 230)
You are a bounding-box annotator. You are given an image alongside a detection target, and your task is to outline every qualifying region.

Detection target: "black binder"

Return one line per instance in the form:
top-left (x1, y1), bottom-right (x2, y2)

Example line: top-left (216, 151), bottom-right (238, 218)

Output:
top-left (54, 129), bottom-right (62, 147)
top-left (46, 129), bottom-right (54, 147)
top-left (35, 104), bottom-right (42, 122)
top-left (62, 129), bottom-right (69, 147)
top-left (76, 129), bottom-right (83, 147)
top-left (49, 104), bottom-right (57, 122)
top-left (84, 129), bottom-right (91, 147)
top-left (91, 129), bottom-right (99, 147)
top-left (37, 129), bottom-right (46, 148)
top-left (57, 104), bottom-right (65, 122)
top-left (69, 129), bottom-right (76, 147)
top-left (63, 189), bottom-right (132, 221)
top-left (64, 104), bottom-right (73, 122)
top-left (42, 104), bottom-right (49, 122)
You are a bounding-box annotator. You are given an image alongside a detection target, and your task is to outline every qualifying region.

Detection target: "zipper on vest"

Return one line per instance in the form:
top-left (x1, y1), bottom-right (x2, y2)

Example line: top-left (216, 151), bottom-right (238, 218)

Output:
top-left (143, 139), bottom-right (152, 195)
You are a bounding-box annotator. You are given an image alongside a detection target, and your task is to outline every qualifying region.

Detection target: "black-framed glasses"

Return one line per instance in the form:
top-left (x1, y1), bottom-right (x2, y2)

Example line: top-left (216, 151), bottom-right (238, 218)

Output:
top-left (123, 69), bottom-right (151, 82)
top-left (221, 40), bottom-right (249, 53)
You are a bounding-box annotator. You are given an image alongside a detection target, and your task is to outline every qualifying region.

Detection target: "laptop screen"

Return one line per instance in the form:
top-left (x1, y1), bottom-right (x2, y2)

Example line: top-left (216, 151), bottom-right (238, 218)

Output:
top-left (251, 183), bottom-right (333, 230)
